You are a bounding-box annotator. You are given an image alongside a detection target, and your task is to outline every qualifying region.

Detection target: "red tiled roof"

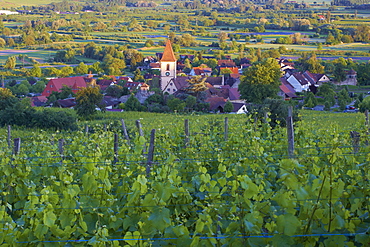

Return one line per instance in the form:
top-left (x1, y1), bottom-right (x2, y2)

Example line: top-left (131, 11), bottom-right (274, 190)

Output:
top-left (218, 60), bottom-right (236, 67)
top-left (192, 67), bottom-right (212, 75)
top-left (31, 96), bottom-right (48, 107)
top-left (150, 63), bottom-right (160, 68)
top-left (42, 77), bottom-right (86, 97)
top-left (280, 77), bottom-right (297, 98)
top-left (160, 40), bottom-right (176, 62)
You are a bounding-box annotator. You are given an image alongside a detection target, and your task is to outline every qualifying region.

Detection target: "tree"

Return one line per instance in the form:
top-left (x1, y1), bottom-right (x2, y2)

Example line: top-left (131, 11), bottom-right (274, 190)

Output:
top-left (59, 85), bottom-right (74, 99)
top-left (60, 66), bottom-right (74, 77)
top-left (355, 25), bottom-right (370, 42)
top-left (31, 81), bottom-right (46, 94)
top-left (220, 68), bottom-right (233, 77)
top-left (337, 89), bottom-right (351, 111)
top-left (105, 85), bottom-right (129, 98)
top-left (317, 83), bottom-right (336, 106)
top-left (224, 101), bottom-right (233, 113)
top-left (7, 38), bottom-right (15, 47)
top-left (133, 68), bottom-right (144, 82)
top-left (304, 92), bottom-right (317, 108)
top-left (75, 62), bottom-right (89, 75)
top-left (16, 84), bottom-right (29, 96)
top-left (29, 64), bottom-right (42, 77)
top-left (4, 56), bottom-right (16, 69)
top-left (317, 43), bottom-right (323, 50)
top-left (185, 76), bottom-right (207, 97)
top-left (239, 58), bottom-right (281, 103)
top-left (75, 86), bottom-right (104, 119)
top-left (333, 63), bottom-right (346, 82)
top-left (102, 54), bottom-right (125, 75)
top-left (167, 97), bottom-right (185, 112)
top-left (324, 101), bottom-right (331, 111)
top-left (185, 95), bottom-right (196, 111)
top-left (300, 54), bottom-right (324, 74)
top-left (124, 94), bottom-right (141, 111)
top-left (0, 88), bottom-right (17, 110)
top-left (218, 32), bottom-right (228, 43)
top-left (359, 95), bottom-right (370, 112)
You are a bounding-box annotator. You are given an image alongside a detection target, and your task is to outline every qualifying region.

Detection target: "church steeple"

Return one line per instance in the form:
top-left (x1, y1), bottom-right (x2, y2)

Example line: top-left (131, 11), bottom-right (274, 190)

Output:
top-left (160, 40), bottom-right (177, 93)
top-left (161, 40), bottom-right (176, 62)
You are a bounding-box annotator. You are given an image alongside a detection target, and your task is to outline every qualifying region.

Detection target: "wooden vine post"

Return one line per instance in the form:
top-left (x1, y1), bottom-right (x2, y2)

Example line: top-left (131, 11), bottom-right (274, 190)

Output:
top-left (146, 129), bottom-right (156, 177)
top-left (121, 119), bottom-right (130, 145)
top-left (365, 110), bottom-right (369, 146)
top-left (13, 138), bottom-right (21, 155)
top-left (286, 106), bottom-right (295, 159)
top-left (58, 139), bottom-right (65, 156)
top-left (184, 119), bottom-right (190, 147)
top-left (350, 131), bottom-right (360, 154)
top-left (114, 133), bottom-right (119, 163)
top-left (224, 117), bottom-right (229, 142)
top-left (7, 125), bottom-right (11, 148)
top-left (136, 120), bottom-right (146, 153)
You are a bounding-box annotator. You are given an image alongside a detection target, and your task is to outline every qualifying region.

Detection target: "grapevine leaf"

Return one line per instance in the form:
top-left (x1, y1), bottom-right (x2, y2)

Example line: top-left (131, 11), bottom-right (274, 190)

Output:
top-left (276, 213), bottom-right (301, 236)
top-left (148, 207), bottom-right (171, 231)
top-left (44, 211), bottom-right (57, 227)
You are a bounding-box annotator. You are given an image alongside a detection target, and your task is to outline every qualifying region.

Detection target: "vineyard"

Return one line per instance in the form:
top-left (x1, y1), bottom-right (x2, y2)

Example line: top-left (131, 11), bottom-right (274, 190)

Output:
top-left (0, 111), bottom-right (369, 246)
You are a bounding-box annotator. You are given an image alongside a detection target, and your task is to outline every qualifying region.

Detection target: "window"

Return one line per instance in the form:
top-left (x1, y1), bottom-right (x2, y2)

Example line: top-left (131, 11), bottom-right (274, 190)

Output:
top-left (166, 64), bottom-right (170, 70)
top-left (170, 83), bottom-right (173, 86)
top-left (47, 90), bottom-right (50, 93)
top-left (50, 85), bottom-right (53, 88)
top-left (167, 88), bottom-right (170, 91)
top-left (173, 89), bottom-right (176, 92)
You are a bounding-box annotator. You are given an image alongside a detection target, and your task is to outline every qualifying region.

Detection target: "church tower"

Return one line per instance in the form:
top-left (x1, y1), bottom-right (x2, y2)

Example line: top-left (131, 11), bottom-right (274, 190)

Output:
top-left (160, 40), bottom-right (177, 93)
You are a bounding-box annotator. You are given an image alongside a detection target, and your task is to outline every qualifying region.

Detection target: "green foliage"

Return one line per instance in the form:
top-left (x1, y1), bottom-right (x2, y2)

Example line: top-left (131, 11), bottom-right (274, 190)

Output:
top-left (0, 88), bottom-right (17, 110)
top-left (223, 100), bottom-right (233, 113)
top-left (359, 96), bottom-right (370, 112)
top-left (304, 92), bottom-right (317, 108)
top-left (75, 62), bottom-right (89, 75)
top-left (4, 56), bottom-right (16, 69)
top-left (247, 98), bottom-right (299, 127)
top-left (75, 87), bottom-right (104, 119)
top-left (0, 100), bottom-right (77, 130)
top-left (29, 64), bottom-right (42, 77)
top-left (299, 54), bottom-right (324, 74)
top-left (124, 94), bottom-right (142, 111)
top-left (0, 110), bottom-right (368, 245)
top-left (167, 97), bottom-right (185, 112)
top-left (317, 83), bottom-right (336, 106)
top-left (133, 68), bottom-right (144, 82)
top-left (105, 85), bottom-right (129, 98)
top-left (239, 58), bottom-right (281, 104)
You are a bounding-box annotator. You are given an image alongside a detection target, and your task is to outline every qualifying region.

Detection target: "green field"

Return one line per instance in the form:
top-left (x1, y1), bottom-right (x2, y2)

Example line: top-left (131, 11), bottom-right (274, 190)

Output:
top-left (0, 0), bottom-right (64, 7)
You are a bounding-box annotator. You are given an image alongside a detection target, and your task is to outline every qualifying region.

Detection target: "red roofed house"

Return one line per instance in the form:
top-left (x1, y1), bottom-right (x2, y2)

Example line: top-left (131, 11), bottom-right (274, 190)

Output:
top-left (279, 77), bottom-right (297, 100)
top-left (189, 66), bottom-right (212, 77)
top-left (42, 77), bottom-right (87, 97)
top-left (218, 59), bottom-right (236, 67)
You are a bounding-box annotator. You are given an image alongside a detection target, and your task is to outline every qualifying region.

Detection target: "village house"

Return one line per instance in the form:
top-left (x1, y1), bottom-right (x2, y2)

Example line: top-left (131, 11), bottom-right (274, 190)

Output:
top-left (189, 66), bottom-right (212, 77)
top-left (283, 70), bottom-right (330, 93)
top-left (42, 77), bottom-right (87, 97)
top-left (336, 69), bottom-right (357, 86)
